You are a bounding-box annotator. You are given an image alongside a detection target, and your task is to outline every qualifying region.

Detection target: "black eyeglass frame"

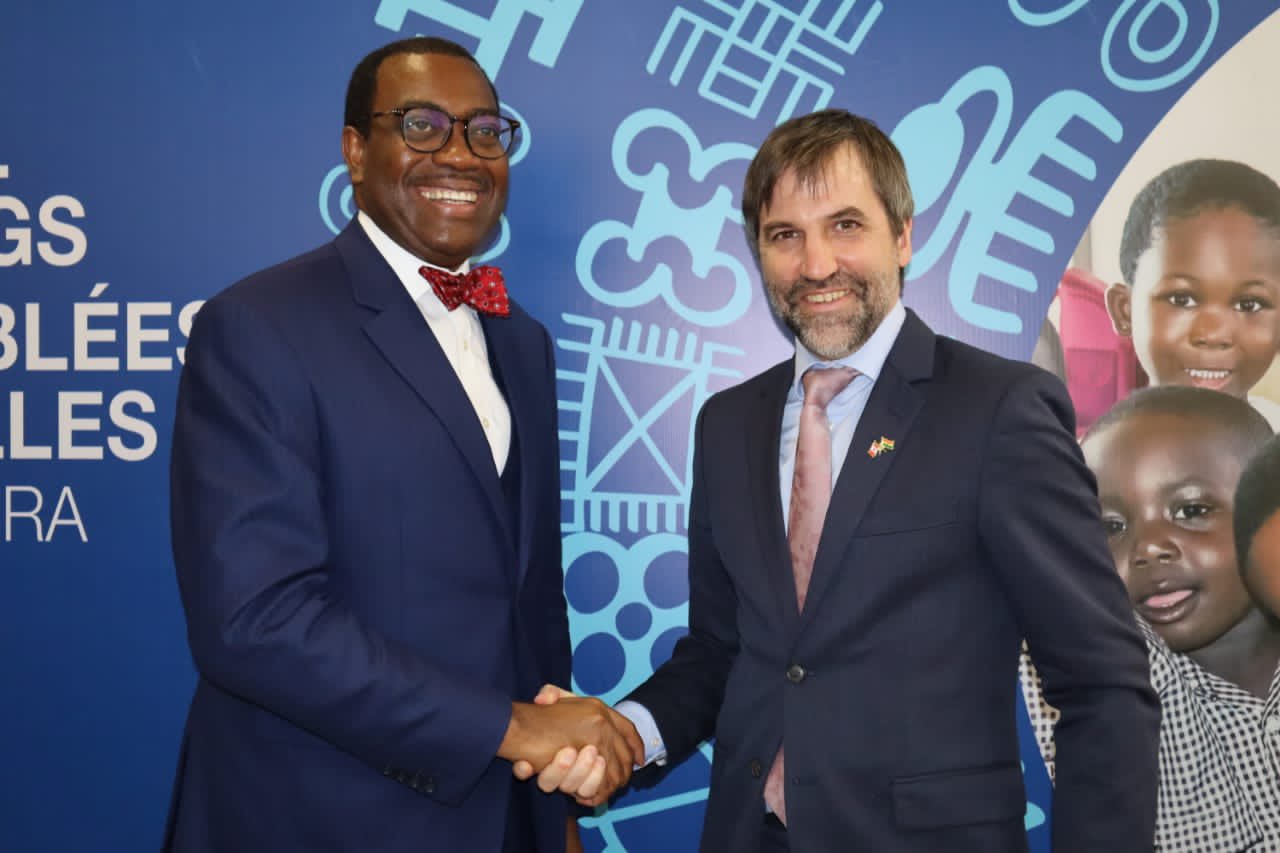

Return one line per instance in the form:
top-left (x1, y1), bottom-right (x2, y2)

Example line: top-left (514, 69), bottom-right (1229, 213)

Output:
top-left (368, 107), bottom-right (521, 160)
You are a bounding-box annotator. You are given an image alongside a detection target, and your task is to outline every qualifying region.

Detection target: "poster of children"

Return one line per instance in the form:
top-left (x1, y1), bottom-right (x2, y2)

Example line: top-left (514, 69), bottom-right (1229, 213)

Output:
top-left (1026, 12), bottom-right (1280, 851)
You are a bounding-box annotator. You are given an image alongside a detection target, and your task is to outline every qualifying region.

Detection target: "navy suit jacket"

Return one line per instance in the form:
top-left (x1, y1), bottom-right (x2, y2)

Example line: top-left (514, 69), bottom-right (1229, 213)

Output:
top-left (165, 222), bottom-right (570, 852)
top-left (627, 309), bottom-right (1159, 852)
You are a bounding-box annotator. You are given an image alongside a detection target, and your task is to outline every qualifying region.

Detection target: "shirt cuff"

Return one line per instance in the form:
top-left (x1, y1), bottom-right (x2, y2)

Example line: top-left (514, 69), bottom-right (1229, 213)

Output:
top-left (615, 700), bottom-right (668, 767)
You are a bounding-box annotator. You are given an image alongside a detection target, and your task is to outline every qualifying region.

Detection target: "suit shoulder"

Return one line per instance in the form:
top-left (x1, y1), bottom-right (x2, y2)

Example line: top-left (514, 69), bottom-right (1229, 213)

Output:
top-left (207, 241), bottom-right (345, 314)
top-left (503, 297), bottom-right (552, 339)
top-left (699, 359), bottom-right (791, 420)
top-left (933, 335), bottom-right (1064, 396)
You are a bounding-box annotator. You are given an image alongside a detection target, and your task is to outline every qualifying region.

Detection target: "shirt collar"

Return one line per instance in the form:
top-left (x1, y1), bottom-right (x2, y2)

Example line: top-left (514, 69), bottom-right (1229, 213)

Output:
top-left (357, 211), bottom-right (471, 318)
top-left (791, 299), bottom-right (906, 396)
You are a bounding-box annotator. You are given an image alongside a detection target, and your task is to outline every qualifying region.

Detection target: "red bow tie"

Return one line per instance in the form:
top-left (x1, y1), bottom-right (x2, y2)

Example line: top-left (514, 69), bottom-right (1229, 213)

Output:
top-left (419, 264), bottom-right (510, 317)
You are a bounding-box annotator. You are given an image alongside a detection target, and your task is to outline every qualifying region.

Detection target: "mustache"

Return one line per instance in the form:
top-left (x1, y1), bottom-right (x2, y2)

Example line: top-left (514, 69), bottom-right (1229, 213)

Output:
top-left (786, 272), bottom-right (871, 306)
top-left (408, 167), bottom-right (492, 192)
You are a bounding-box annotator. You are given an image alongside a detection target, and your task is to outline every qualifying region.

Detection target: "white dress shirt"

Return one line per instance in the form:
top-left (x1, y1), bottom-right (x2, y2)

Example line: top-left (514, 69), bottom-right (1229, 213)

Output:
top-left (357, 211), bottom-right (511, 473)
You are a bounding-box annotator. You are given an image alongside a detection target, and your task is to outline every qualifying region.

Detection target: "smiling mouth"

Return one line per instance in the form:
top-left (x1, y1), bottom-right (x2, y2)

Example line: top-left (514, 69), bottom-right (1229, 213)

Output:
top-left (1137, 588), bottom-right (1197, 623)
top-left (420, 187), bottom-right (479, 203)
top-left (1184, 368), bottom-right (1232, 388)
top-left (801, 289), bottom-right (850, 305)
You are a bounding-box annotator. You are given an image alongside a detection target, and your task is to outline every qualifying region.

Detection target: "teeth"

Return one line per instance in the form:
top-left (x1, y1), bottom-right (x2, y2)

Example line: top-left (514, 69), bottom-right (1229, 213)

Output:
top-left (805, 290), bottom-right (848, 304)
top-left (1186, 368), bottom-right (1230, 379)
top-left (422, 188), bottom-right (478, 203)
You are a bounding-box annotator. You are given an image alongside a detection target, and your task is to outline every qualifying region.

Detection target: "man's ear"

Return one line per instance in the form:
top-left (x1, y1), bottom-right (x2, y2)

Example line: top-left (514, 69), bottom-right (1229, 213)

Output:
top-left (341, 126), bottom-right (366, 188)
top-left (1104, 282), bottom-right (1133, 337)
top-left (896, 217), bottom-right (913, 268)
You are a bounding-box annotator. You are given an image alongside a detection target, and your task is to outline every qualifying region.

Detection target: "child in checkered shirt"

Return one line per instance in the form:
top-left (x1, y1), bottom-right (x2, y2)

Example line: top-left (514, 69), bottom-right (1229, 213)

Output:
top-left (1021, 386), bottom-right (1280, 851)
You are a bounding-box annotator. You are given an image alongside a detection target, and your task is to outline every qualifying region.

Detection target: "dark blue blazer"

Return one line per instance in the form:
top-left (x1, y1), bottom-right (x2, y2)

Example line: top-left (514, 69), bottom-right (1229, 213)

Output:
top-left (165, 222), bottom-right (569, 852)
top-left (628, 309), bottom-right (1159, 852)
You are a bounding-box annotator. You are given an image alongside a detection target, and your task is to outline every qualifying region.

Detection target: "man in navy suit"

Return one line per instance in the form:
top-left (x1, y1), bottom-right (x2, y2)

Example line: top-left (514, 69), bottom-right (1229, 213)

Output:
top-left (165, 36), bottom-right (641, 853)
top-left (530, 110), bottom-right (1160, 851)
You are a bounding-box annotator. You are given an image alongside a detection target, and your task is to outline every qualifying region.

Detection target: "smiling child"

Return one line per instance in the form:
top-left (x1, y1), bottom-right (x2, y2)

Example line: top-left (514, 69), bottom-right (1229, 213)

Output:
top-left (1106, 160), bottom-right (1280, 427)
top-left (1081, 386), bottom-right (1280, 851)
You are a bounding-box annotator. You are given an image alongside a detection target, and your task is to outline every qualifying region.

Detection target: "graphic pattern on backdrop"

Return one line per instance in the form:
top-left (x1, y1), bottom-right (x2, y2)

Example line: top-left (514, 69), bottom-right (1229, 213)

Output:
top-left (576, 110), bottom-right (756, 326)
top-left (648, 0), bottom-right (884, 123)
top-left (891, 66), bottom-right (1124, 334)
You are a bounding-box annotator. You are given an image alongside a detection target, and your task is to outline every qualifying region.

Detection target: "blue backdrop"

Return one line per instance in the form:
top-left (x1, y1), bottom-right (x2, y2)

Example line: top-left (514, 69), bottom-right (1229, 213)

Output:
top-left (2, 2), bottom-right (1275, 851)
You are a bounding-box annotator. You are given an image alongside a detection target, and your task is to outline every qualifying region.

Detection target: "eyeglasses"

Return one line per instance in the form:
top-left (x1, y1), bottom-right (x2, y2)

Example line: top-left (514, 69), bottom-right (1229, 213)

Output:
top-left (369, 106), bottom-right (520, 159)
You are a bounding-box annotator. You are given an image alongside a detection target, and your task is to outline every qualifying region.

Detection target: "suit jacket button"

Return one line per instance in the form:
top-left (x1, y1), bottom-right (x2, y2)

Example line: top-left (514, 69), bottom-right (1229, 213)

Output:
top-left (750, 760), bottom-right (763, 778)
top-left (422, 776), bottom-right (436, 794)
top-left (786, 664), bottom-right (806, 683)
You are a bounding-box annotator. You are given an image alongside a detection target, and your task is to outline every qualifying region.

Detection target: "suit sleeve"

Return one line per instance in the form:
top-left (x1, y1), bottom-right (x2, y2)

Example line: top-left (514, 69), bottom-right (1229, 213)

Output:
top-left (170, 296), bottom-right (511, 805)
top-left (978, 368), bottom-right (1159, 851)
top-left (624, 401), bottom-right (738, 767)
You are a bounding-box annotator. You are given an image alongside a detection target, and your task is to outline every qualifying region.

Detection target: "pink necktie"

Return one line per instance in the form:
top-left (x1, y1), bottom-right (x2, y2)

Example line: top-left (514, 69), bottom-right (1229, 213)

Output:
top-left (764, 365), bottom-right (858, 826)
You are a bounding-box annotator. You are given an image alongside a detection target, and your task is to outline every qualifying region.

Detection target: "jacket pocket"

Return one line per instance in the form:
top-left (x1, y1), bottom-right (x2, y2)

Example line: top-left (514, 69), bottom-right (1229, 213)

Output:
top-left (892, 762), bottom-right (1026, 829)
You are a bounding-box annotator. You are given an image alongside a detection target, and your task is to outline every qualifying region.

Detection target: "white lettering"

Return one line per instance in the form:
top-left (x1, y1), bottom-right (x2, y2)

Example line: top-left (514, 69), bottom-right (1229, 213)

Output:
top-left (5, 485), bottom-right (43, 541)
top-left (73, 284), bottom-right (120, 371)
top-left (25, 303), bottom-right (67, 371)
top-left (46, 487), bottom-right (87, 542)
top-left (58, 391), bottom-right (103, 460)
top-left (37, 195), bottom-right (87, 266)
top-left (126, 302), bottom-right (172, 371)
top-left (108, 390), bottom-right (157, 462)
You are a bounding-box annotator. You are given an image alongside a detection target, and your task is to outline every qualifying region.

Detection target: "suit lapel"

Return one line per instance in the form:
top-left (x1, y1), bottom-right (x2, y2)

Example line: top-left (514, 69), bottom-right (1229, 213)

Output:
top-left (745, 360), bottom-right (802, 635)
top-left (482, 314), bottom-right (534, 589)
top-left (799, 310), bottom-right (935, 623)
top-left (335, 224), bottom-right (512, 545)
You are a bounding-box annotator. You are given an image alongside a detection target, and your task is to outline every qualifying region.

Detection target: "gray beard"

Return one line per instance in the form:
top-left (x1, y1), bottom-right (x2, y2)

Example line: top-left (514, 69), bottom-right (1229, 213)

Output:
top-left (768, 271), bottom-right (896, 360)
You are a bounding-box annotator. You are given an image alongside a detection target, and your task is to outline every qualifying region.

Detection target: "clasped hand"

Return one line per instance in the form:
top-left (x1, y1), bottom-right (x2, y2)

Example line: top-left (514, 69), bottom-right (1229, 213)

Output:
top-left (501, 685), bottom-right (642, 806)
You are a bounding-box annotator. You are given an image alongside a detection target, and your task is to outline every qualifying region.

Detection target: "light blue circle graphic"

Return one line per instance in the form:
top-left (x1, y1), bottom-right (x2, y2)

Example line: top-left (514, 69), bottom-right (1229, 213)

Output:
top-left (318, 163), bottom-right (354, 236)
top-left (1102, 0), bottom-right (1219, 92)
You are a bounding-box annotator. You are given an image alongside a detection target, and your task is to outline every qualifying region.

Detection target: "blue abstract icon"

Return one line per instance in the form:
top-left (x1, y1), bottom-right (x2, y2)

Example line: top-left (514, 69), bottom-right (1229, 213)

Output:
top-left (1008, 0), bottom-right (1220, 94)
top-left (563, 531), bottom-right (714, 850)
top-left (576, 109), bottom-right (757, 327)
top-left (374, 0), bottom-right (585, 80)
top-left (318, 163), bottom-right (354, 236)
top-left (556, 313), bottom-right (742, 535)
top-left (563, 532), bottom-right (690, 703)
top-left (648, 0), bottom-right (884, 123)
top-left (891, 66), bottom-right (1122, 335)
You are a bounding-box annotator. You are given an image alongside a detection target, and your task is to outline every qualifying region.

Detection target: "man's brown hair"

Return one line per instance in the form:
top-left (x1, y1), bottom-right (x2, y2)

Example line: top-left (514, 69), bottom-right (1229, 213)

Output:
top-left (742, 109), bottom-right (914, 260)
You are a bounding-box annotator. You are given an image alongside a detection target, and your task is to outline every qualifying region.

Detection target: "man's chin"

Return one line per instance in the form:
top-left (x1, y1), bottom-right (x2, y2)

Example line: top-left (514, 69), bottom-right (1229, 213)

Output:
top-left (792, 317), bottom-right (866, 360)
top-left (796, 332), bottom-right (859, 361)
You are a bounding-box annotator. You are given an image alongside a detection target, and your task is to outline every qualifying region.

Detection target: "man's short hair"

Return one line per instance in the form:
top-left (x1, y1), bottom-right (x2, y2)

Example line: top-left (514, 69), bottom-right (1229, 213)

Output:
top-left (1118, 159), bottom-right (1280, 286)
top-left (1234, 434), bottom-right (1280, 577)
top-left (741, 109), bottom-right (914, 261)
top-left (344, 36), bottom-right (497, 138)
top-left (1083, 385), bottom-right (1272, 456)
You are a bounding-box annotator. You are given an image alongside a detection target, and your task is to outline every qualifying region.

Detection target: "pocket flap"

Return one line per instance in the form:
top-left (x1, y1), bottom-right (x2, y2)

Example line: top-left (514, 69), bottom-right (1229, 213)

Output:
top-left (892, 763), bottom-right (1026, 829)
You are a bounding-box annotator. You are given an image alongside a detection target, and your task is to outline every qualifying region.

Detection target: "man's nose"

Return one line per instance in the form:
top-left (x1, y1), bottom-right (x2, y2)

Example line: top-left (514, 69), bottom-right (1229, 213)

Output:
top-left (800, 235), bottom-right (838, 283)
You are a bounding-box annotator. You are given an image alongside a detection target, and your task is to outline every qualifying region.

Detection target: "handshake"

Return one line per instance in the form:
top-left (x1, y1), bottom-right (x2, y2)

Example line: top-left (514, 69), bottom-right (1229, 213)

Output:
top-left (498, 685), bottom-right (644, 807)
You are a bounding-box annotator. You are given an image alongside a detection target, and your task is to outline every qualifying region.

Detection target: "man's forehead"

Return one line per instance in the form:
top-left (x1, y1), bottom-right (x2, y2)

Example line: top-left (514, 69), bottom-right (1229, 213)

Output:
top-left (374, 52), bottom-right (496, 110)
top-left (775, 146), bottom-right (868, 200)
top-left (762, 148), bottom-right (874, 221)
